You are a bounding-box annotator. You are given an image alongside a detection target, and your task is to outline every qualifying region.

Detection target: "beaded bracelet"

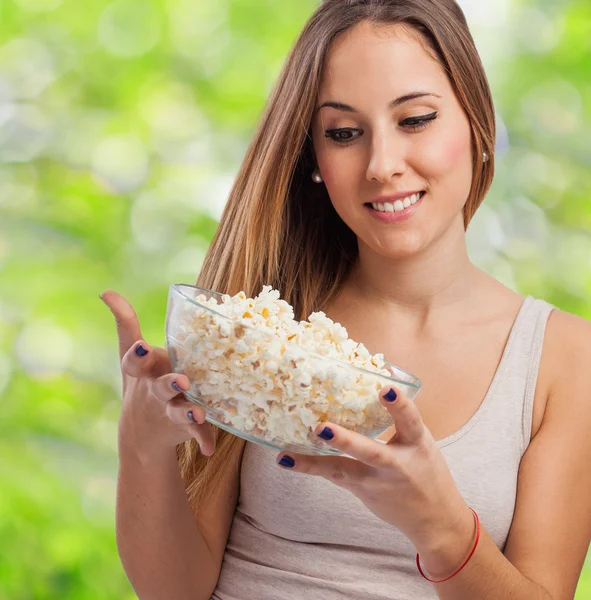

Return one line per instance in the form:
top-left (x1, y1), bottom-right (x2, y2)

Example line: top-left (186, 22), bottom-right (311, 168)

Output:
top-left (416, 507), bottom-right (481, 583)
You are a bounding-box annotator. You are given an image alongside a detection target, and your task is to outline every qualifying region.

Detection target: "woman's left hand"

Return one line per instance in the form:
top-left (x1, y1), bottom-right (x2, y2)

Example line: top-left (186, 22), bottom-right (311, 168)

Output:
top-left (276, 385), bottom-right (470, 550)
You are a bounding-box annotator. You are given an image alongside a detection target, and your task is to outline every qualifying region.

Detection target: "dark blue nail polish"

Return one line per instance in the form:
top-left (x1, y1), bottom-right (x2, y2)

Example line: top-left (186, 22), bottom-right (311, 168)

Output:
top-left (279, 456), bottom-right (295, 468)
top-left (385, 388), bottom-right (398, 402)
top-left (188, 410), bottom-right (196, 423)
top-left (172, 381), bottom-right (181, 393)
top-left (135, 344), bottom-right (148, 357)
top-left (318, 427), bottom-right (334, 440)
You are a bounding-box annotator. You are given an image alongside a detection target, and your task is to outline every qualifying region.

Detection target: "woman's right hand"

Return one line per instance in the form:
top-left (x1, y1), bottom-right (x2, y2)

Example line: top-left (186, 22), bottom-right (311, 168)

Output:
top-left (100, 289), bottom-right (216, 459)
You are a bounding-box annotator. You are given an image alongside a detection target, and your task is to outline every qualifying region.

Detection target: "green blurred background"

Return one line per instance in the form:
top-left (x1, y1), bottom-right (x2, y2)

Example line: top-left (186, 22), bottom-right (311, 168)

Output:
top-left (0, 0), bottom-right (589, 598)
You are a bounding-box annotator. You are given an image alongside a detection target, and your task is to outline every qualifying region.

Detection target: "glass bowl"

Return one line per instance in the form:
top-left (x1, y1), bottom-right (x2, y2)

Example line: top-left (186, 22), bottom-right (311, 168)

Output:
top-left (165, 284), bottom-right (422, 456)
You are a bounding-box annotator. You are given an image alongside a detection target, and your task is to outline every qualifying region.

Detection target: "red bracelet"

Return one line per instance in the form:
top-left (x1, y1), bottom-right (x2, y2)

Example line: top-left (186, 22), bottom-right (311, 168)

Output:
top-left (416, 507), bottom-right (480, 583)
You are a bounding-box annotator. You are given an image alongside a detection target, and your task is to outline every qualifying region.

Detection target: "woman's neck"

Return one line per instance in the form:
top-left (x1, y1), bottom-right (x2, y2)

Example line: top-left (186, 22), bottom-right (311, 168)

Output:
top-left (342, 231), bottom-right (488, 336)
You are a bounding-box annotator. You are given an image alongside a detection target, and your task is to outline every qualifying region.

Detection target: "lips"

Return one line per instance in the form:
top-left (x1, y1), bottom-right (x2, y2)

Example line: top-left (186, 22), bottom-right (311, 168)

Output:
top-left (364, 191), bottom-right (425, 213)
top-left (364, 191), bottom-right (426, 222)
top-left (366, 190), bottom-right (426, 206)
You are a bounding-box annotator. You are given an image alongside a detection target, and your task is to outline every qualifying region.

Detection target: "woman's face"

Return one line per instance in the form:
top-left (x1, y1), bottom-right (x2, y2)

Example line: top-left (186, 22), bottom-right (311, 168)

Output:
top-left (310, 21), bottom-right (474, 260)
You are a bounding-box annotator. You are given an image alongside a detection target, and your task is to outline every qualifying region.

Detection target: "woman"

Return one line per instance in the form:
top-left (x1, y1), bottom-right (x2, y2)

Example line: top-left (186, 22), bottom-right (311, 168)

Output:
top-left (102, 1), bottom-right (591, 598)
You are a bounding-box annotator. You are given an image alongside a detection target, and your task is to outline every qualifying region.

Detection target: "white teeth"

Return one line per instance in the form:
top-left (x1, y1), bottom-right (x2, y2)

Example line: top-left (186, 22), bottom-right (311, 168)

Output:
top-left (370, 192), bottom-right (423, 213)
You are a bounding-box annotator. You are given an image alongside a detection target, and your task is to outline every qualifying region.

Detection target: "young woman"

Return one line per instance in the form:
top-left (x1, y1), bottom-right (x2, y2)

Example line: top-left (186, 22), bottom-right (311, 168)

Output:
top-left (102, 1), bottom-right (591, 598)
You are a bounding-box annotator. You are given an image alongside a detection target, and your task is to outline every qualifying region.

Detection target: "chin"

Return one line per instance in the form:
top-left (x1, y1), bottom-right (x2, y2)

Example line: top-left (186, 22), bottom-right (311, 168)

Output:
top-left (364, 230), bottom-right (427, 260)
top-left (377, 246), bottom-right (424, 261)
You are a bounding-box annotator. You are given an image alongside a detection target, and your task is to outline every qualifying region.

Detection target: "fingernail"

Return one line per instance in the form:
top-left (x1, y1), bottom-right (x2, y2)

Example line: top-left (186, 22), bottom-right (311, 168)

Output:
top-left (278, 456), bottom-right (295, 468)
top-left (172, 381), bottom-right (182, 393)
top-left (318, 427), bottom-right (334, 440)
top-left (385, 388), bottom-right (398, 402)
top-left (135, 344), bottom-right (148, 357)
top-left (188, 410), bottom-right (196, 423)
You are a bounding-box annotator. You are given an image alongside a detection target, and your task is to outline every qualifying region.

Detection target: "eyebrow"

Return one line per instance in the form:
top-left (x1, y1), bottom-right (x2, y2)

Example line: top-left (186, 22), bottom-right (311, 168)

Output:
top-left (315, 91), bottom-right (442, 113)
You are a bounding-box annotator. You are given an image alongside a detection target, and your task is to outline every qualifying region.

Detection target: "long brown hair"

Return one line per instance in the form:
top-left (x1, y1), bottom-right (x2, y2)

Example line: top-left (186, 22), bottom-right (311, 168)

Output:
top-left (177, 0), bottom-right (496, 512)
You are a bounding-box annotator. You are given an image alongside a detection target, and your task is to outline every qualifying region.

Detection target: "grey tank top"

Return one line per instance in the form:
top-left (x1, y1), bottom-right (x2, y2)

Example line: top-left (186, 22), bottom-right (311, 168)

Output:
top-left (211, 295), bottom-right (554, 600)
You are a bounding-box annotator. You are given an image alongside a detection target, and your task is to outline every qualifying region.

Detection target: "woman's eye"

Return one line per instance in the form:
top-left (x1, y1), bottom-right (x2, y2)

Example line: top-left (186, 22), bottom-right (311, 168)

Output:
top-left (401, 111), bottom-right (438, 131)
top-left (324, 111), bottom-right (438, 146)
top-left (324, 128), bottom-right (362, 146)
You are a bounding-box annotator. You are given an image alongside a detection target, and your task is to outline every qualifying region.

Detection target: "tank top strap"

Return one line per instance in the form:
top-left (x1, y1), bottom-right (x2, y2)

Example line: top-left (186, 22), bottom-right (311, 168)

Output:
top-left (490, 295), bottom-right (554, 454)
top-left (519, 297), bottom-right (555, 453)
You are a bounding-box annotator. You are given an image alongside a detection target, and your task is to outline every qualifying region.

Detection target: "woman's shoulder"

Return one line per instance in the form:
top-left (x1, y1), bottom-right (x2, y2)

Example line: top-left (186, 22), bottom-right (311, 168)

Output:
top-left (540, 305), bottom-right (591, 415)
top-left (544, 304), bottom-right (591, 357)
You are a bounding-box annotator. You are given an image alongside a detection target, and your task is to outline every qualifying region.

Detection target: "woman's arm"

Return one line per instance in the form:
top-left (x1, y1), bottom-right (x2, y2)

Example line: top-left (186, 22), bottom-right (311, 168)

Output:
top-left (417, 309), bottom-right (591, 600)
top-left (116, 443), bottom-right (221, 600)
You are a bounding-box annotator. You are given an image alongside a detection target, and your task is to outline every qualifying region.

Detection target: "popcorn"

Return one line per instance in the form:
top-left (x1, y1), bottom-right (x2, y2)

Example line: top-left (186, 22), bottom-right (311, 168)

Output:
top-left (169, 286), bottom-right (401, 448)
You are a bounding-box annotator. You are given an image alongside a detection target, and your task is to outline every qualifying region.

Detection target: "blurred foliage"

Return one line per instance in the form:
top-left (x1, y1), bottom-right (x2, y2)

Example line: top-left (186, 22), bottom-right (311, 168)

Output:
top-left (0, 0), bottom-right (589, 598)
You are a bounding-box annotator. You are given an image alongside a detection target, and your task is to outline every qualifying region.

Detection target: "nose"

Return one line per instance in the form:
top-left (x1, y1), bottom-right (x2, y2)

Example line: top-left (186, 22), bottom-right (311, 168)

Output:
top-left (365, 132), bottom-right (407, 184)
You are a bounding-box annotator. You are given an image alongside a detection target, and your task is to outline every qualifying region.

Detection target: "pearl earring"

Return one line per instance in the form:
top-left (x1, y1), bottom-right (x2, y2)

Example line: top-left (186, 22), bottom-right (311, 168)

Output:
top-left (312, 169), bottom-right (323, 183)
top-left (483, 151), bottom-right (489, 163)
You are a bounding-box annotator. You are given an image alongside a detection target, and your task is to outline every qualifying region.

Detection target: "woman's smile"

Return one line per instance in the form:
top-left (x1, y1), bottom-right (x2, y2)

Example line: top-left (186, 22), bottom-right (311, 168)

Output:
top-left (364, 191), bottom-right (426, 223)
